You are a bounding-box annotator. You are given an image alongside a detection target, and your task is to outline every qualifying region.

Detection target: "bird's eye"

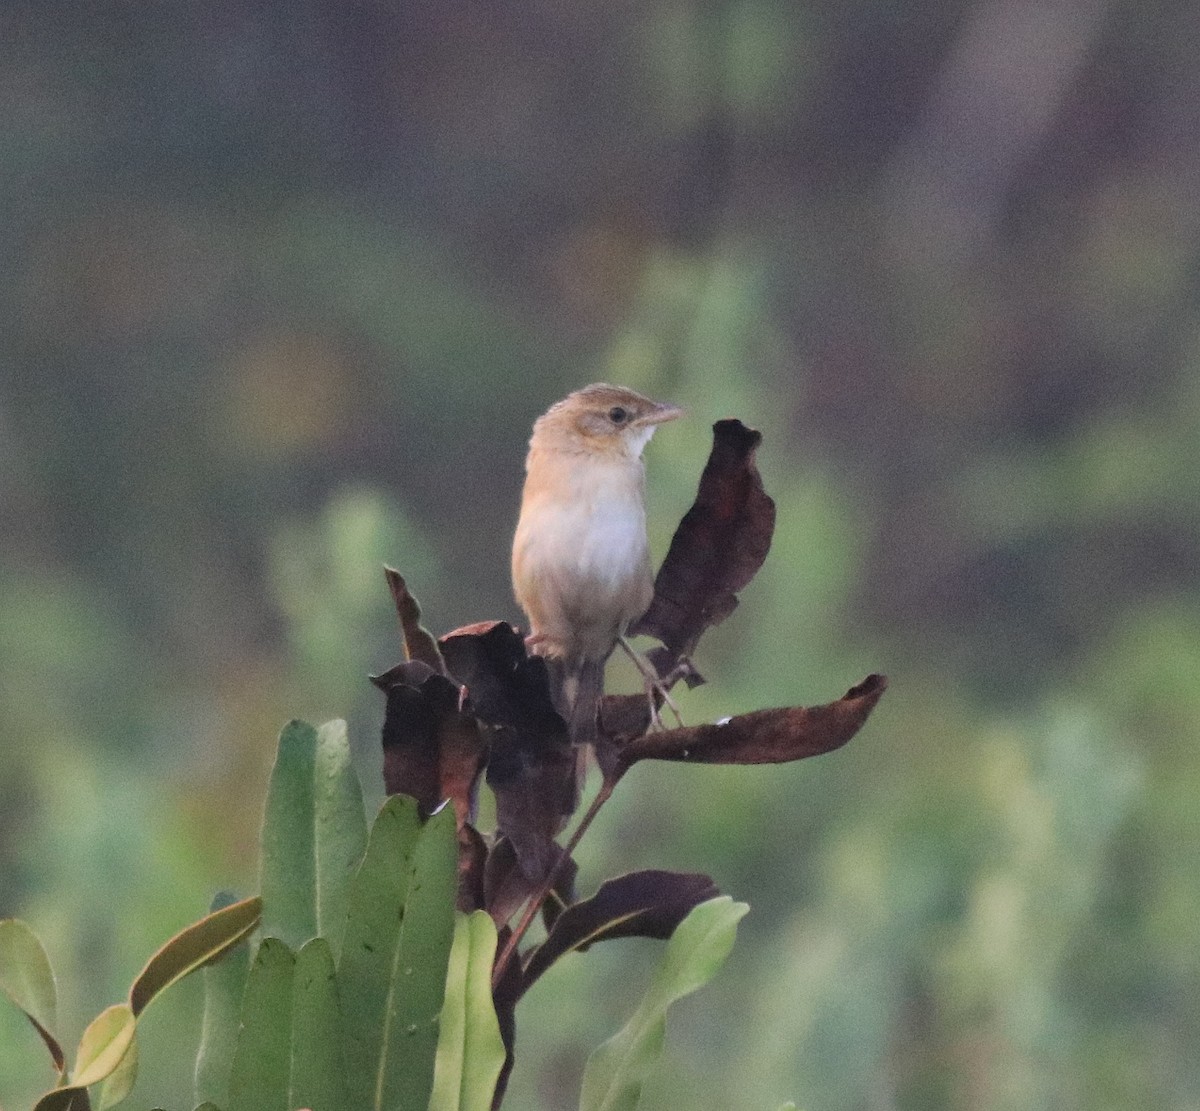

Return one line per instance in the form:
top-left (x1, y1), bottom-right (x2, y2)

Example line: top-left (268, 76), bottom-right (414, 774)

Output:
top-left (608, 406), bottom-right (628, 424)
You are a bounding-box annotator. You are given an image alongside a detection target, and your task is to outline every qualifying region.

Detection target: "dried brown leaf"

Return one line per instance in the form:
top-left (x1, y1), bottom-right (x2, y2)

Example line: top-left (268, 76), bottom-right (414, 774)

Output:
top-left (632, 419), bottom-right (776, 667)
top-left (458, 822), bottom-right (488, 913)
top-left (518, 870), bottom-right (720, 997)
top-left (615, 674), bottom-right (887, 770)
top-left (439, 621), bottom-right (577, 882)
top-left (374, 662), bottom-right (487, 824)
top-left (384, 566), bottom-right (446, 673)
top-left (483, 836), bottom-right (577, 929)
top-left (440, 621), bottom-right (563, 734)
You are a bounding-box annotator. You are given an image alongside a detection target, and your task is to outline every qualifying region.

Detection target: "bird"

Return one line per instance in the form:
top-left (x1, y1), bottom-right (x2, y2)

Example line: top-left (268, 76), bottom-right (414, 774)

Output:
top-left (512, 383), bottom-right (683, 742)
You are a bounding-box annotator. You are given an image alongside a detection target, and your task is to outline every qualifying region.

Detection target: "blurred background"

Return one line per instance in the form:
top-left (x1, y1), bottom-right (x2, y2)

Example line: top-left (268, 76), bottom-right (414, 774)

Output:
top-left (2, 0), bottom-right (1198, 1107)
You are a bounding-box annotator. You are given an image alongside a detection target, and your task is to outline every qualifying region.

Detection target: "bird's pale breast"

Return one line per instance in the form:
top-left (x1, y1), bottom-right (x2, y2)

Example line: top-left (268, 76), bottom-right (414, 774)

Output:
top-left (512, 454), bottom-right (653, 662)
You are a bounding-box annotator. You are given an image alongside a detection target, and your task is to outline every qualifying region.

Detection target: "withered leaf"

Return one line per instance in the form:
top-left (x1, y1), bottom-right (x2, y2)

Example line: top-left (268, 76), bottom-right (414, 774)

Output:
top-left (374, 661), bottom-right (487, 825)
top-left (597, 693), bottom-right (653, 745)
top-left (486, 740), bottom-right (577, 884)
top-left (517, 870), bottom-right (721, 998)
top-left (539, 852), bottom-right (579, 936)
top-left (440, 621), bottom-right (562, 734)
top-left (384, 566), bottom-right (446, 674)
top-left (440, 621), bottom-right (577, 883)
top-left (458, 822), bottom-right (488, 913)
top-left (615, 673), bottom-right (887, 771)
top-left (483, 836), bottom-right (578, 930)
top-left (632, 419), bottom-right (776, 670)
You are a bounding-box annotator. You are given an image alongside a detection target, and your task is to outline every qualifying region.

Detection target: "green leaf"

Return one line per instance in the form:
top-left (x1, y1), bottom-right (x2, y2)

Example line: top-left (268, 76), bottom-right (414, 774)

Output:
top-left (428, 912), bottom-right (506, 1111)
top-left (260, 720), bottom-right (367, 955)
top-left (260, 721), bottom-right (321, 948)
top-left (194, 898), bottom-right (252, 1108)
top-left (338, 797), bottom-right (458, 1111)
top-left (374, 805), bottom-right (458, 1111)
top-left (228, 938), bottom-right (296, 1111)
top-left (313, 719), bottom-right (369, 960)
top-left (0, 918), bottom-right (58, 1031)
top-left (290, 938), bottom-right (348, 1111)
top-left (130, 895), bottom-right (262, 1017)
top-left (578, 897), bottom-right (749, 1111)
top-left (337, 795), bottom-right (422, 1106)
top-left (97, 1034), bottom-right (137, 1108)
top-left (0, 918), bottom-right (64, 1072)
top-left (73, 1003), bottom-right (136, 1088)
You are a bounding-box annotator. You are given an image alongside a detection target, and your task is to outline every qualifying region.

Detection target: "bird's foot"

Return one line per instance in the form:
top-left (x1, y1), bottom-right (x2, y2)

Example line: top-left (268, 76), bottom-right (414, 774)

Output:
top-left (617, 636), bottom-right (685, 731)
top-left (524, 631), bottom-right (547, 654)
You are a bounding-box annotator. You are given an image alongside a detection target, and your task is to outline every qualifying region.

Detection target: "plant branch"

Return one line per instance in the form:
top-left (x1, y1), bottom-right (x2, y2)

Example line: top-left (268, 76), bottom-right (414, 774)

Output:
top-left (491, 775), bottom-right (617, 989)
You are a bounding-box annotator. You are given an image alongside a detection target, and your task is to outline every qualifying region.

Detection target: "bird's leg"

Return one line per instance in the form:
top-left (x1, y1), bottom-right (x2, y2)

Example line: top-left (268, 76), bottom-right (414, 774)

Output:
top-left (617, 636), bottom-right (685, 729)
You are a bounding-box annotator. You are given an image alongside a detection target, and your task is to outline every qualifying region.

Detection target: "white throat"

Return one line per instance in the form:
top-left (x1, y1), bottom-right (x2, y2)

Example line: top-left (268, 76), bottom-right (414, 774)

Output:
top-left (626, 425), bottom-right (656, 457)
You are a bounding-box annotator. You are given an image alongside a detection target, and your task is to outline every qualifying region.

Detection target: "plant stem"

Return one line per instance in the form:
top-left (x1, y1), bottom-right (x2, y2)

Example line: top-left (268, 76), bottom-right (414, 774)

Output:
top-left (491, 776), bottom-right (616, 988)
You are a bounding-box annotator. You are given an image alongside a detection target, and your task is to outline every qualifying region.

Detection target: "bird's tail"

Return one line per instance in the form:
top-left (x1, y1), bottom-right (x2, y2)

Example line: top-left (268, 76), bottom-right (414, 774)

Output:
top-left (546, 656), bottom-right (605, 745)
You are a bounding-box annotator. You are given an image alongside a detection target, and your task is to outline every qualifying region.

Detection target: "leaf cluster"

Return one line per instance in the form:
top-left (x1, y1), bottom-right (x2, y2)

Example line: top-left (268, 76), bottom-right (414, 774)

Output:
top-left (1, 719), bottom-right (751, 1111)
top-left (0, 417), bottom-right (884, 1111)
top-left (372, 420), bottom-right (885, 1101)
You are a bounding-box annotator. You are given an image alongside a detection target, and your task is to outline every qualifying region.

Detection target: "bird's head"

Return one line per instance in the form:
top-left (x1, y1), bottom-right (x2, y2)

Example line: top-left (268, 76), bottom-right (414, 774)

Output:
top-left (532, 384), bottom-right (684, 460)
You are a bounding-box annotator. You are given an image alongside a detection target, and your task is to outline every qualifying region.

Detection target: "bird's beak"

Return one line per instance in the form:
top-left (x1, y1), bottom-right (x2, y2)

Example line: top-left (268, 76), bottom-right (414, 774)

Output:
top-left (637, 401), bottom-right (685, 427)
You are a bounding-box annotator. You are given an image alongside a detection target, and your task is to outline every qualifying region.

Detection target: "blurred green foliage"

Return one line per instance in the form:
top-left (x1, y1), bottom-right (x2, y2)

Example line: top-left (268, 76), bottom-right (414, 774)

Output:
top-left (3, 0), bottom-right (1199, 1108)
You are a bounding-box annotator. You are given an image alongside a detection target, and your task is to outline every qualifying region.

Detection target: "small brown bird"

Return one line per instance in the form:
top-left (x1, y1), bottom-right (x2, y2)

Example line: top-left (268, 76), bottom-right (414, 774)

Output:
top-left (512, 383), bottom-right (683, 740)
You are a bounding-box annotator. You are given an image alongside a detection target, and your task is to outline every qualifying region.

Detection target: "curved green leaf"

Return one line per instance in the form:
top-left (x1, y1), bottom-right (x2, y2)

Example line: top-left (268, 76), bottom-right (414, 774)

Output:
top-left (578, 897), bottom-right (749, 1111)
top-left (0, 918), bottom-right (64, 1072)
top-left (261, 721), bottom-right (321, 947)
top-left (228, 938), bottom-right (296, 1111)
top-left (0, 918), bottom-right (58, 1029)
top-left (313, 719), bottom-right (368, 960)
top-left (339, 797), bottom-right (458, 1111)
top-left (290, 937), bottom-right (348, 1111)
top-left (73, 1004), bottom-right (136, 1088)
top-left (373, 804), bottom-right (458, 1111)
top-left (130, 895), bottom-right (262, 1017)
top-left (194, 897), bottom-right (252, 1108)
top-left (338, 795), bottom-right (422, 1106)
top-left (260, 720), bottom-right (368, 956)
top-left (97, 1034), bottom-right (137, 1109)
top-left (429, 912), bottom-right (506, 1111)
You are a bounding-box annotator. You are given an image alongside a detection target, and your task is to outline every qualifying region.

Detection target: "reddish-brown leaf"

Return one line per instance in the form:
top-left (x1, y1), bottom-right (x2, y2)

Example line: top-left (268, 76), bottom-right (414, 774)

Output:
top-left (439, 621), bottom-right (577, 882)
top-left (483, 836), bottom-right (577, 929)
top-left (384, 566), bottom-right (446, 674)
top-left (482, 836), bottom-right (533, 928)
top-left (373, 661), bottom-right (487, 825)
top-left (458, 822), bottom-right (488, 913)
top-left (597, 693), bottom-right (653, 743)
top-left (632, 419), bottom-right (776, 667)
top-left (485, 738), bottom-right (577, 883)
top-left (615, 674), bottom-right (887, 770)
top-left (518, 870), bottom-right (721, 997)
top-left (440, 621), bottom-right (563, 735)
